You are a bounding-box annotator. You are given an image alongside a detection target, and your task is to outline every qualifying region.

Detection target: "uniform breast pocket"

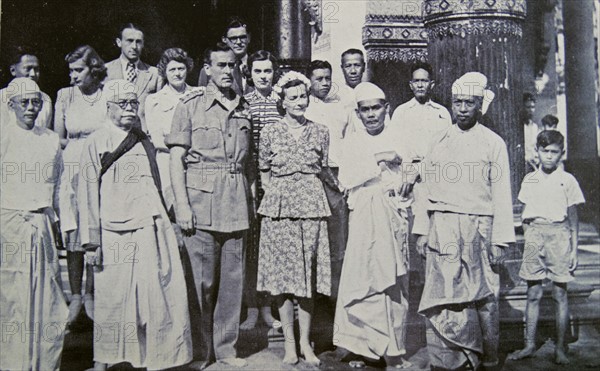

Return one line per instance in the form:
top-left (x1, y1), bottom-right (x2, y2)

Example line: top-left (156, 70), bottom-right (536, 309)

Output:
top-left (192, 126), bottom-right (221, 149)
top-left (237, 124), bottom-right (251, 152)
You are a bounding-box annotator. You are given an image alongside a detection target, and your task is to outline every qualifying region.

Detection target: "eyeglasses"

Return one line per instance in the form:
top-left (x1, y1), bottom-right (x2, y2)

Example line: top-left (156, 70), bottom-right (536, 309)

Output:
top-left (226, 35), bottom-right (248, 43)
top-left (11, 98), bottom-right (42, 108)
top-left (108, 100), bottom-right (139, 109)
top-left (410, 79), bottom-right (431, 84)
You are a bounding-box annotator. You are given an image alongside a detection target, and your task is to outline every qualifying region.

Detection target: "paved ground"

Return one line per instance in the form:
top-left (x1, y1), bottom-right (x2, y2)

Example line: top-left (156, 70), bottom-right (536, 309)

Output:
top-left (59, 223), bottom-right (600, 370)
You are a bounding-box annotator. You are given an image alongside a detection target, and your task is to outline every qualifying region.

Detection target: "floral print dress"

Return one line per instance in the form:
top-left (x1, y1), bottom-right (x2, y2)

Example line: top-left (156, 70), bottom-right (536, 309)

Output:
top-left (257, 119), bottom-right (332, 298)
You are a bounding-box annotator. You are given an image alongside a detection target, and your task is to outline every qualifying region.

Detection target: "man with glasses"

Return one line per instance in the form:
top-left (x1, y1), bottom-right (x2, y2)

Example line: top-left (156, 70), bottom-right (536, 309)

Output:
top-left (168, 42), bottom-right (253, 370)
top-left (105, 23), bottom-right (162, 133)
top-left (1, 48), bottom-right (53, 129)
top-left (78, 79), bottom-right (192, 371)
top-left (390, 63), bottom-right (451, 290)
top-left (0, 77), bottom-right (66, 371)
top-left (198, 16), bottom-right (252, 95)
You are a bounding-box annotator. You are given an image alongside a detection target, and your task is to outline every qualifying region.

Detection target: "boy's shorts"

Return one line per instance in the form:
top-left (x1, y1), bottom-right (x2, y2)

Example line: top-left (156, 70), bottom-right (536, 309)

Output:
top-left (519, 220), bottom-right (574, 283)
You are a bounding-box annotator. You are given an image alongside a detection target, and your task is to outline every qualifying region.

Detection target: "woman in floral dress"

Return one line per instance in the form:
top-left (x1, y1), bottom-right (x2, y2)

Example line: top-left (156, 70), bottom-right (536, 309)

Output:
top-left (257, 71), bottom-right (332, 366)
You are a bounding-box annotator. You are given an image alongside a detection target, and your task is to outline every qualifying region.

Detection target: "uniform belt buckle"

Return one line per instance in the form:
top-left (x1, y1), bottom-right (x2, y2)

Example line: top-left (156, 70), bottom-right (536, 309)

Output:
top-left (292, 172), bottom-right (302, 181)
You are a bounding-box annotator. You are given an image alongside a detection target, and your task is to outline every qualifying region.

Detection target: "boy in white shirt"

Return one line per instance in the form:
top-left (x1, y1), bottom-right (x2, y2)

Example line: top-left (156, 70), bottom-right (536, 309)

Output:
top-left (509, 130), bottom-right (585, 365)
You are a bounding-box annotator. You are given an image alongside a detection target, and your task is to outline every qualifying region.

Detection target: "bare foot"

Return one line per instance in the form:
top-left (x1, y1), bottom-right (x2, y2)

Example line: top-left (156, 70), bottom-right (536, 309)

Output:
top-left (386, 359), bottom-right (413, 369)
top-left (554, 348), bottom-right (570, 365)
top-left (300, 343), bottom-right (321, 366)
top-left (240, 308), bottom-right (258, 330)
top-left (260, 306), bottom-right (276, 327)
top-left (67, 295), bottom-right (82, 324)
top-left (283, 341), bottom-right (298, 365)
top-left (508, 344), bottom-right (537, 360)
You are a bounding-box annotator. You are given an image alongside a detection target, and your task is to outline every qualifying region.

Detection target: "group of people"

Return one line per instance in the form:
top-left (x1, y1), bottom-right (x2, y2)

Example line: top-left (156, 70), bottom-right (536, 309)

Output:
top-left (0, 15), bottom-right (586, 371)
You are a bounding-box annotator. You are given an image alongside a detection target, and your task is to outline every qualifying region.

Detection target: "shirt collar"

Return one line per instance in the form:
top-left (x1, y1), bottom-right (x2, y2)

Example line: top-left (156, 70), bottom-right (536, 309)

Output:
top-left (206, 81), bottom-right (239, 111)
top-left (453, 121), bottom-right (480, 133)
top-left (407, 97), bottom-right (437, 109)
top-left (120, 54), bottom-right (139, 70)
top-left (247, 89), bottom-right (278, 102)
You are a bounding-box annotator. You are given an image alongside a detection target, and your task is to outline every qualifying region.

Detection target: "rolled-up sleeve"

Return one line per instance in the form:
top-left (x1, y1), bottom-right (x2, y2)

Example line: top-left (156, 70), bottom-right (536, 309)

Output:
top-left (165, 101), bottom-right (191, 148)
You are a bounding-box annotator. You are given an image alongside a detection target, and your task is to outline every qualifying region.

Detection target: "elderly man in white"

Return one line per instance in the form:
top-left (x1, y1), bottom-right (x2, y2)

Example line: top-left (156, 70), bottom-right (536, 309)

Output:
top-left (414, 72), bottom-right (515, 371)
top-left (334, 82), bottom-right (416, 369)
top-left (0, 78), bottom-right (66, 371)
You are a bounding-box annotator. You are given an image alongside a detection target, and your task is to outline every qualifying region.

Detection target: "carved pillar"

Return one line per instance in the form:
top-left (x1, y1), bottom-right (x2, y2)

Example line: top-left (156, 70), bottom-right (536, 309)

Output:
top-left (363, 1), bottom-right (428, 110)
top-left (423, 0), bottom-right (527, 203)
top-left (272, 0), bottom-right (312, 73)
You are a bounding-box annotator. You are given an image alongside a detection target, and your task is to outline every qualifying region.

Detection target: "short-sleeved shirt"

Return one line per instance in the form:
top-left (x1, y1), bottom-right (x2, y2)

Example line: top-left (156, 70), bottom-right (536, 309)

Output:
top-left (519, 167), bottom-right (585, 222)
top-left (165, 83), bottom-right (253, 233)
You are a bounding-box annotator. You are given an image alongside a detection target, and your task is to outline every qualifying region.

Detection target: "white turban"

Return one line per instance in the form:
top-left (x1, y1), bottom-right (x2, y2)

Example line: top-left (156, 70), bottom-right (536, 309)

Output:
top-left (102, 79), bottom-right (138, 101)
top-left (4, 77), bottom-right (41, 101)
top-left (451, 72), bottom-right (495, 114)
top-left (354, 82), bottom-right (386, 104)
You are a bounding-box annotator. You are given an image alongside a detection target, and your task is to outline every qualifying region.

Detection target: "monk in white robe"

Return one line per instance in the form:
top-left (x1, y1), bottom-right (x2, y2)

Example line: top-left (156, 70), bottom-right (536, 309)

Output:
top-left (0, 78), bottom-right (67, 371)
top-left (334, 82), bottom-right (416, 368)
top-left (78, 80), bottom-right (192, 371)
top-left (414, 73), bottom-right (515, 370)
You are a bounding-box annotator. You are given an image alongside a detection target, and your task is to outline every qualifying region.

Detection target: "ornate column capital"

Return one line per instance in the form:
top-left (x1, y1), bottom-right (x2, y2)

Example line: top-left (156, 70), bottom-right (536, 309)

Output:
top-left (424, 0), bottom-right (527, 38)
top-left (363, 0), bottom-right (428, 63)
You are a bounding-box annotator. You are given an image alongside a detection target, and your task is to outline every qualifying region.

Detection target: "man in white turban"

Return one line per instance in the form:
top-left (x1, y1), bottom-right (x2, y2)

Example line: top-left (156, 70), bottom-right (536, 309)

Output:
top-left (77, 79), bottom-right (192, 370)
top-left (413, 72), bottom-right (514, 370)
top-left (334, 82), bottom-right (417, 368)
top-left (1, 78), bottom-right (67, 370)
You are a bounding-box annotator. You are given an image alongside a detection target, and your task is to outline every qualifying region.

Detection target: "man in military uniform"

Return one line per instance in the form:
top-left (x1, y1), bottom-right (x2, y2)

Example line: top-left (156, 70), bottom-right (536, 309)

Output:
top-left (167, 42), bottom-right (254, 370)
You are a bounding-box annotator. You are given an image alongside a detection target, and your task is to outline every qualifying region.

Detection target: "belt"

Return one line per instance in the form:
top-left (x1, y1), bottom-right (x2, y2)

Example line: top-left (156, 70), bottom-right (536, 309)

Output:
top-left (189, 162), bottom-right (244, 174)
top-left (275, 172), bottom-right (316, 181)
top-left (524, 218), bottom-right (568, 226)
top-left (68, 132), bottom-right (91, 139)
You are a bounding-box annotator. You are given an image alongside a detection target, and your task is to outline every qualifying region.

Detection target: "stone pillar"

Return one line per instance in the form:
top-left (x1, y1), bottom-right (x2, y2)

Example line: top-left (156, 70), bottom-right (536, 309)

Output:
top-left (423, 0), bottom-right (527, 203)
top-left (363, 0), bottom-right (428, 110)
top-left (562, 0), bottom-right (599, 222)
top-left (272, 0), bottom-right (312, 73)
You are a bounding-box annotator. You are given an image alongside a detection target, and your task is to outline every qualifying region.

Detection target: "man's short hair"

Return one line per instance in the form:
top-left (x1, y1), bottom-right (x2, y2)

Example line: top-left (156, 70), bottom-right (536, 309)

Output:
top-left (224, 16), bottom-right (248, 35)
top-left (523, 92), bottom-right (536, 103)
top-left (410, 62), bottom-right (434, 78)
top-left (117, 23), bottom-right (144, 39)
top-left (541, 114), bottom-right (559, 128)
top-left (537, 129), bottom-right (564, 150)
top-left (6, 46), bottom-right (37, 68)
top-left (203, 42), bottom-right (233, 65)
top-left (307, 60), bottom-right (332, 78)
top-left (341, 49), bottom-right (364, 63)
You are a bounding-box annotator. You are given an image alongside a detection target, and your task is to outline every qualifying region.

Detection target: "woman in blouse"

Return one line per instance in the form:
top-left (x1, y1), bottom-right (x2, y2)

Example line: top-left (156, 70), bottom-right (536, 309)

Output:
top-left (145, 47), bottom-right (193, 211)
top-left (257, 71), bottom-right (332, 366)
top-left (54, 45), bottom-right (107, 324)
top-left (240, 50), bottom-right (280, 330)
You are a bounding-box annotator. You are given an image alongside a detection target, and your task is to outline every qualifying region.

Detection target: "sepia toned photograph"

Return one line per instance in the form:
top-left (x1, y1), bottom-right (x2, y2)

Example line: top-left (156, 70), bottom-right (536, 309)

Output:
top-left (0, 0), bottom-right (599, 370)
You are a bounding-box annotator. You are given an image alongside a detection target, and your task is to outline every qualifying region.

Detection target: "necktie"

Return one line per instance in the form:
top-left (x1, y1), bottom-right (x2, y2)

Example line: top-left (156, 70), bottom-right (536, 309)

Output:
top-left (126, 62), bottom-right (137, 83)
top-left (232, 61), bottom-right (244, 95)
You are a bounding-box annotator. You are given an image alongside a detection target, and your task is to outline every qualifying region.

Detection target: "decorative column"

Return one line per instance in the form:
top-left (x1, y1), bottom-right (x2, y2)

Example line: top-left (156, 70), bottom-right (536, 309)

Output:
top-left (423, 0), bottom-right (527, 203)
top-left (562, 0), bottom-right (599, 222)
top-left (363, 0), bottom-right (428, 110)
top-left (272, 0), bottom-right (312, 73)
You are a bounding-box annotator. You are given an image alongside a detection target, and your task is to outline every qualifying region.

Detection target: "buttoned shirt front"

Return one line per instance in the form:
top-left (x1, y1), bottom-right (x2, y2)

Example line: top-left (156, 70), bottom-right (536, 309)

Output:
top-left (391, 97), bottom-right (452, 160)
top-left (166, 83), bottom-right (253, 232)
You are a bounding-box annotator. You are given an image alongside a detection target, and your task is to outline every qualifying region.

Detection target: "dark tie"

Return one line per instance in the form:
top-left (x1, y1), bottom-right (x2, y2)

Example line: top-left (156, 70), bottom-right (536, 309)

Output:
top-left (232, 61), bottom-right (244, 95)
top-left (126, 62), bottom-right (137, 83)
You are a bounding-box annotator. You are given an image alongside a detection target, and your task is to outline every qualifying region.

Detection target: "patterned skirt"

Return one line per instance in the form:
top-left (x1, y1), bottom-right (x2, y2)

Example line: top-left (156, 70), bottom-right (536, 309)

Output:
top-left (257, 217), bottom-right (331, 298)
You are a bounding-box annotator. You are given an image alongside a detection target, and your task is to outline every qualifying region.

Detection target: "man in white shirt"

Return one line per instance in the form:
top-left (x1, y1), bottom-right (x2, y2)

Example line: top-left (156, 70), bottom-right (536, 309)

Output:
top-left (390, 62), bottom-right (452, 286)
top-left (415, 72), bottom-right (515, 371)
top-left (105, 23), bottom-right (162, 132)
top-left (198, 16), bottom-right (252, 96)
top-left (304, 60), bottom-right (349, 301)
top-left (338, 49), bottom-right (366, 134)
top-left (1, 48), bottom-right (53, 129)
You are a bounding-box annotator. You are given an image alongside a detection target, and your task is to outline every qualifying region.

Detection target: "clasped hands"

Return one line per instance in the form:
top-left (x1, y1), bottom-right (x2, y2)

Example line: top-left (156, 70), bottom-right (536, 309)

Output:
top-left (375, 150), bottom-right (417, 199)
